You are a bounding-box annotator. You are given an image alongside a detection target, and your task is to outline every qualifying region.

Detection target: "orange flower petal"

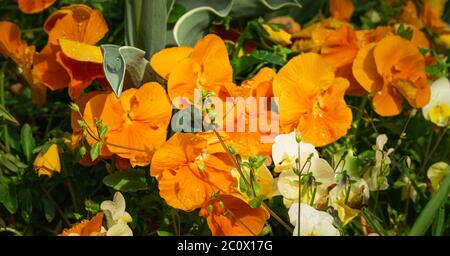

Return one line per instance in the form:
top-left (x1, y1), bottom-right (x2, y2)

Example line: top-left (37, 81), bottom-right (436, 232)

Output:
top-left (372, 85), bottom-right (404, 116)
top-left (199, 195), bottom-right (269, 236)
top-left (373, 35), bottom-right (424, 79)
top-left (297, 77), bottom-right (353, 147)
top-left (84, 83), bottom-right (172, 166)
top-left (59, 212), bottom-right (104, 236)
top-left (318, 25), bottom-right (359, 70)
top-left (151, 133), bottom-right (235, 211)
top-left (150, 46), bottom-right (193, 79)
top-left (168, 58), bottom-right (201, 103)
top-left (71, 91), bottom-right (103, 147)
top-left (18, 0), bottom-right (56, 14)
top-left (352, 43), bottom-right (383, 93)
top-left (275, 53), bottom-right (352, 147)
top-left (59, 38), bottom-right (103, 63)
top-left (0, 21), bottom-right (35, 69)
top-left (46, 5), bottom-right (108, 45)
top-left (273, 53), bottom-right (334, 98)
top-left (33, 44), bottom-right (70, 91)
top-left (330, 0), bottom-right (354, 21)
top-left (168, 34), bottom-right (233, 103)
top-left (400, 1), bottom-right (424, 28)
top-left (56, 41), bottom-right (104, 99)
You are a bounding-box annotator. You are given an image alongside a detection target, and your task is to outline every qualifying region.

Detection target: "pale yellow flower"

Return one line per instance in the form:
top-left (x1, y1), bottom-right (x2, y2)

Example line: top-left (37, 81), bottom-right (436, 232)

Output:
top-left (422, 77), bottom-right (450, 127)
top-left (427, 162), bottom-right (450, 192)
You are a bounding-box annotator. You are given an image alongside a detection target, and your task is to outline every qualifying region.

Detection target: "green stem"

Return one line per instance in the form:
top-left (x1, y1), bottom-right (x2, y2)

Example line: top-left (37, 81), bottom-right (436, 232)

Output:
top-left (0, 227), bottom-right (23, 236)
top-left (419, 128), bottom-right (448, 177)
top-left (61, 159), bottom-right (80, 213)
top-left (0, 63), bottom-right (9, 151)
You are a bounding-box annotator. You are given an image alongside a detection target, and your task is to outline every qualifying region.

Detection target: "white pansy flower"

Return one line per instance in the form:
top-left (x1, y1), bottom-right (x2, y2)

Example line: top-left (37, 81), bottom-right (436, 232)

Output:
top-left (272, 132), bottom-right (318, 172)
top-left (100, 192), bottom-right (133, 236)
top-left (422, 77), bottom-right (450, 127)
top-left (277, 157), bottom-right (336, 208)
top-left (288, 203), bottom-right (340, 236)
top-left (364, 134), bottom-right (392, 191)
top-left (106, 222), bottom-right (133, 236)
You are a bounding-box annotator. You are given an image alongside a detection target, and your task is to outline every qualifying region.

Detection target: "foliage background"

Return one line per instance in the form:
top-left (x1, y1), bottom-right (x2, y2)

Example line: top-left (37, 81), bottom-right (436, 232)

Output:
top-left (0, 0), bottom-right (449, 236)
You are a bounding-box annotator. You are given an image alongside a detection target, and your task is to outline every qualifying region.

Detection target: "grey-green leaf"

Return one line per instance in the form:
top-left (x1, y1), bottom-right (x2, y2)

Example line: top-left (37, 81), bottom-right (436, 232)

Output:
top-left (173, 0), bottom-right (302, 46)
top-left (119, 47), bottom-right (153, 88)
top-left (101, 45), bottom-right (153, 97)
top-left (101, 45), bottom-right (125, 97)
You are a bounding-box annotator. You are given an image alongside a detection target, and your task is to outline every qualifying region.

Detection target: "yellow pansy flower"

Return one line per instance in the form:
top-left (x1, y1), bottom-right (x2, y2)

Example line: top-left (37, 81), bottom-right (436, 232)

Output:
top-left (33, 144), bottom-right (61, 177)
top-left (262, 24), bottom-right (292, 46)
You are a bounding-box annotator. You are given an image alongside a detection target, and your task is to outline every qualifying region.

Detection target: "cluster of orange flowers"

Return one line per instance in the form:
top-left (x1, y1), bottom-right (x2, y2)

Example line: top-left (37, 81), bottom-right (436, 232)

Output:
top-left (1, 2), bottom-right (108, 107)
top-left (1, 0), bottom-right (447, 236)
top-left (282, 0), bottom-right (440, 118)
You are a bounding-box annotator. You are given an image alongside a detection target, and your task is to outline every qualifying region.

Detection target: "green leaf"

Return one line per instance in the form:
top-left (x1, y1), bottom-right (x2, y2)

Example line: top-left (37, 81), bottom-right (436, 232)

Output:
top-left (409, 174), bottom-right (450, 236)
top-left (0, 104), bottom-right (19, 126)
top-left (103, 169), bottom-right (149, 192)
top-left (157, 230), bottom-right (174, 236)
top-left (0, 183), bottom-right (18, 214)
top-left (18, 189), bottom-right (32, 223)
top-left (42, 198), bottom-right (56, 223)
top-left (249, 196), bottom-right (264, 208)
top-left (168, 3), bottom-right (187, 24)
top-left (20, 124), bottom-right (35, 162)
top-left (173, 0), bottom-right (302, 46)
top-left (90, 142), bottom-right (103, 161)
top-left (0, 152), bottom-right (28, 172)
top-left (432, 206), bottom-right (445, 236)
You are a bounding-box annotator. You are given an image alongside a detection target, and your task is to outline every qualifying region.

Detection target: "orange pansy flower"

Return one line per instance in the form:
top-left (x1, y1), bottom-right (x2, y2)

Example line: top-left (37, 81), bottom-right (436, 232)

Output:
top-left (18, 0), bottom-right (56, 14)
top-left (0, 21), bottom-right (47, 106)
top-left (71, 91), bottom-right (102, 148)
top-left (83, 82), bottom-right (172, 167)
top-left (422, 0), bottom-right (446, 30)
top-left (33, 4), bottom-right (108, 99)
top-left (400, 1), bottom-right (424, 28)
top-left (151, 34), bottom-right (233, 104)
top-left (353, 35), bottom-right (430, 116)
top-left (313, 24), bottom-right (364, 96)
top-left (199, 195), bottom-right (269, 236)
top-left (150, 133), bottom-right (236, 211)
top-left (59, 212), bottom-right (105, 236)
top-left (273, 53), bottom-right (352, 147)
top-left (329, 0), bottom-right (354, 22)
top-left (208, 68), bottom-right (277, 156)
